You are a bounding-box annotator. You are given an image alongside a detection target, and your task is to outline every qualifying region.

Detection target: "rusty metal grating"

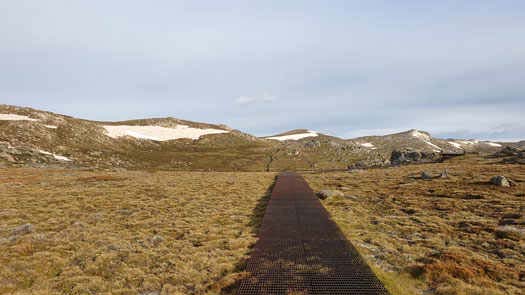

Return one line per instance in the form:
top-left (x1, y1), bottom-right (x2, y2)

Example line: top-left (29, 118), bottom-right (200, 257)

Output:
top-left (237, 172), bottom-right (389, 294)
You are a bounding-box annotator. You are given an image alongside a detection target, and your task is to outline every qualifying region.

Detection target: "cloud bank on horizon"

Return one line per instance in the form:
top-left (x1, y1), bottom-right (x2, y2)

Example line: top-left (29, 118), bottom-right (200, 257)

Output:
top-left (1, 1), bottom-right (524, 141)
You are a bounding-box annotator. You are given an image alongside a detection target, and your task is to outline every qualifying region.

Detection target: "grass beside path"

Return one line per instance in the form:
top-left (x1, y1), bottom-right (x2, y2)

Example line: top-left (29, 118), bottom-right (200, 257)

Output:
top-left (303, 156), bottom-right (525, 295)
top-left (0, 168), bottom-right (276, 294)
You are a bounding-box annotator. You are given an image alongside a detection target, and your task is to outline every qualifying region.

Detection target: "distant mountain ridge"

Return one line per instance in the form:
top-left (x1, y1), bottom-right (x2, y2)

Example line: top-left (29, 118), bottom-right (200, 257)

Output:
top-left (0, 104), bottom-right (520, 171)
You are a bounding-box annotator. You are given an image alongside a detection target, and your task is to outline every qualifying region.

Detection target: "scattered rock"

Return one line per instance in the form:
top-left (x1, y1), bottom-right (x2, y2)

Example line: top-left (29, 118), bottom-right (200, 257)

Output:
top-left (348, 161), bottom-right (368, 170)
top-left (390, 149), bottom-right (441, 166)
top-left (493, 146), bottom-right (521, 157)
top-left (12, 223), bottom-right (33, 236)
top-left (421, 171), bottom-right (433, 180)
top-left (439, 169), bottom-right (449, 178)
top-left (0, 151), bottom-right (16, 163)
top-left (107, 244), bottom-right (119, 251)
top-left (151, 235), bottom-right (164, 246)
top-left (490, 176), bottom-right (511, 187)
top-left (348, 159), bottom-right (388, 170)
top-left (317, 190), bottom-right (344, 200)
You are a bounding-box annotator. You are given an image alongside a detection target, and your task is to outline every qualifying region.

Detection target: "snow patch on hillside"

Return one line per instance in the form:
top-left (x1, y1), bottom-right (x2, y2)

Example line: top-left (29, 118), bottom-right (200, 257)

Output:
top-left (102, 125), bottom-right (229, 141)
top-left (424, 141), bottom-right (442, 152)
top-left (452, 140), bottom-right (500, 148)
top-left (359, 142), bottom-right (376, 149)
top-left (38, 150), bottom-right (72, 161)
top-left (486, 142), bottom-right (502, 147)
top-left (267, 131), bottom-right (319, 141)
top-left (457, 140), bottom-right (479, 145)
top-left (0, 113), bottom-right (59, 129)
top-left (448, 141), bottom-right (463, 149)
top-left (410, 129), bottom-right (431, 141)
top-left (0, 113), bottom-right (38, 121)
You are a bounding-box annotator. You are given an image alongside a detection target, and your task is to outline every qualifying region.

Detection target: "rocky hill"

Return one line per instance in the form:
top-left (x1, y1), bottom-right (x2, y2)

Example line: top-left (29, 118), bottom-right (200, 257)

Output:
top-left (0, 105), bottom-right (269, 170)
top-left (0, 104), bottom-right (520, 171)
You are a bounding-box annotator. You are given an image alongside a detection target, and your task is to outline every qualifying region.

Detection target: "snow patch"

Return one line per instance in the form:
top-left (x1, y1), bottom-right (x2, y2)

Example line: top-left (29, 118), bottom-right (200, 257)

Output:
top-left (102, 125), bottom-right (229, 141)
top-left (424, 141), bottom-right (442, 152)
top-left (459, 140), bottom-right (479, 145)
top-left (267, 131), bottom-right (319, 141)
top-left (410, 129), bottom-right (431, 141)
top-left (0, 113), bottom-right (38, 121)
top-left (0, 113), bottom-right (58, 129)
top-left (38, 150), bottom-right (72, 161)
top-left (410, 130), bottom-right (440, 151)
top-left (486, 142), bottom-right (502, 147)
top-left (448, 141), bottom-right (463, 149)
top-left (359, 142), bottom-right (376, 149)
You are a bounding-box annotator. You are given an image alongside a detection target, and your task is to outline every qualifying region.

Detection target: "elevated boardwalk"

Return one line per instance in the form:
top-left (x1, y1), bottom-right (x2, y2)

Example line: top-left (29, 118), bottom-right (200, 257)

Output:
top-left (237, 172), bottom-right (389, 294)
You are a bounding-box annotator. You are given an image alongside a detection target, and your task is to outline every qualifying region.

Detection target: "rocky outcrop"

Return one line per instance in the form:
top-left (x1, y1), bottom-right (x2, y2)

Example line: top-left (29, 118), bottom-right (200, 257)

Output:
top-left (490, 146), bottom-right (525, 164)
top-left (12, 223), bottom-right (33, 236)
top-left (494, 146), bottom-right (521, 157)
top-left (421, 171), bottom-right (433, 180)
top-left (347, 157), bottom-right (388, 170)
top-left (317, 190), bottom-right (344, 200)
top-left (490, 176), bottom-right (511, 187)
top-left (390, 149), bottom-right (442, 166)
top-left (0, 142), bottom-right (72, 167)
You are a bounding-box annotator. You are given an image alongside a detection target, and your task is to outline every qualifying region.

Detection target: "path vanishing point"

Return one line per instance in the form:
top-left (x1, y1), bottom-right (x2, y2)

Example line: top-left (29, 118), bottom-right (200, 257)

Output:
top-left (237, 172), bottom-right (389, 295)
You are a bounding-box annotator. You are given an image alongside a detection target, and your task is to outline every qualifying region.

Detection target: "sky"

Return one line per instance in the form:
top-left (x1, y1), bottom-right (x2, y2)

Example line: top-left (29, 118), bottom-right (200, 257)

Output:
top-left (1, 1), bottom-right (524, 141)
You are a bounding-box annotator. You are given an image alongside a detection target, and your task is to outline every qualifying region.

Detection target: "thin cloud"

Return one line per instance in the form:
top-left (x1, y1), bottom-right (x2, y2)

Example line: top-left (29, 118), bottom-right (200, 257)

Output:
top-left (235, 94), bottom-right (276, 105)
top-left (1, 2), bottom-right (524, 140)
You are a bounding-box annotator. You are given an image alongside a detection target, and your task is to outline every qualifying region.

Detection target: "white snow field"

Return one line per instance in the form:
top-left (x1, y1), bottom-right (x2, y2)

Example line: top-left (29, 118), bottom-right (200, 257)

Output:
top-left (267, 131), bottom-right (319, 141)
top-left (449, 140), bottom-right (501, 148)
top-left (38, 150), bottom-right (72, 161)
top-left (410, 129), bottom-right (431, 141)
top-left (486, 142), bottom-right (502, 147)
top-left (448, 141), bottom-right (463, 149)
top-left (409, 130), bottom-right (442, 151)
top-left (360, 142), bottom-right (376, 149)
top-left (0, 113), bottom-right (59, 129)
top-left (102, 124), bottom-right (229, 141)
top-left (0, 113), bottom-right (38, 121)
top-left (424, 141), bottom-right (442, 152)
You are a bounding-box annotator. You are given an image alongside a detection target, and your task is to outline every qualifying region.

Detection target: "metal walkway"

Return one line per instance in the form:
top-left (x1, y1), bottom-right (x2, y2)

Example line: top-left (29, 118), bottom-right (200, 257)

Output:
top-left (237, 172), bottom-right (389, 295)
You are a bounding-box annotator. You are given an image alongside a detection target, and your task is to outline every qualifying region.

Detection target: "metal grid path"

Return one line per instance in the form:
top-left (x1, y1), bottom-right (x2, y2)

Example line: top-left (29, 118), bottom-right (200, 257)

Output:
top-left (237, 172), bottom-right (389, 295)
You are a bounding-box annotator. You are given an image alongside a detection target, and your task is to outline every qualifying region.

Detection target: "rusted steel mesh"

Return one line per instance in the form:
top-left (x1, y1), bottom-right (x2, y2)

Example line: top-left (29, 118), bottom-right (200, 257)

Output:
top-left (237, 172), bottom-right (389, 295)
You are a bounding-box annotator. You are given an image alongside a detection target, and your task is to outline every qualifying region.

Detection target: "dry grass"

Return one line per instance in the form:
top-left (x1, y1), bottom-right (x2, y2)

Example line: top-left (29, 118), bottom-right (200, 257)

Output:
top-left (2, 155), bottom-right (524, 294)
top-left (0, 168), bottom-right (276, 294)
top-left (303, 155), bottom-right (525, 295)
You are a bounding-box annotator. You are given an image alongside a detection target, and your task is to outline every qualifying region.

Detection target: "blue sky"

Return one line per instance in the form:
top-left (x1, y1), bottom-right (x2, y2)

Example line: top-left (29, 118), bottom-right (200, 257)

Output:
top-left (1, 1), bottom-right (524, 140)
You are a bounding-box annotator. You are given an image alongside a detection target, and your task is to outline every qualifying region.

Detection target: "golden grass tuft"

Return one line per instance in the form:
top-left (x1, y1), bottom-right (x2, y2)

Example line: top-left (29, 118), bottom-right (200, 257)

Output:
top-left (0, 168), bottom-right (276, 294)
top-left (303, 155), bottom-right (525, 295)
top-left (75, 175), bottom-right (128, 182)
